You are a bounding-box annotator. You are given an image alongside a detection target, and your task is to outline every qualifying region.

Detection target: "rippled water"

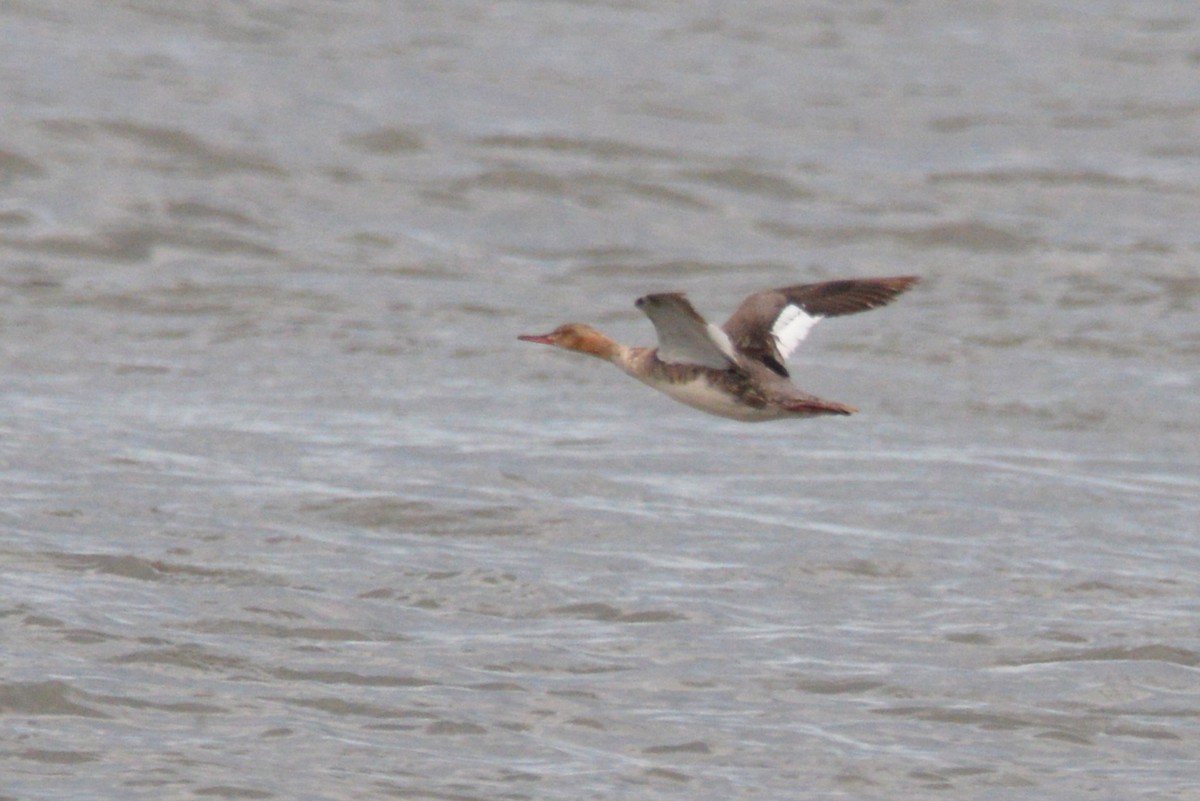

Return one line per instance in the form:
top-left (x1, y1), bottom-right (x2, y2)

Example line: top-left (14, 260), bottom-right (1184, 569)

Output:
top-left (2, 2), bottom-right (1199, 799)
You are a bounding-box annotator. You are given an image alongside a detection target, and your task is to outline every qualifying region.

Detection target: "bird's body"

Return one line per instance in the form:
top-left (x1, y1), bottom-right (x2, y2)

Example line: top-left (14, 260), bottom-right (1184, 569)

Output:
top-left (519, 276), bottom-right (917, 422)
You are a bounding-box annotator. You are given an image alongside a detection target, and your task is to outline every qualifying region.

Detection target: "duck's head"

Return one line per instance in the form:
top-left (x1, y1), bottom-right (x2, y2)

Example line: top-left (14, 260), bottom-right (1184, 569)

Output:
top-left (518, 323), bottom-right (617, 359)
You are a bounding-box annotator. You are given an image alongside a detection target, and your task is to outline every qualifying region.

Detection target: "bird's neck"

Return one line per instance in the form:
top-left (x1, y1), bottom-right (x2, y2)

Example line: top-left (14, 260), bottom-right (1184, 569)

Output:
top-left (573, 330), bottom-right (627, 363)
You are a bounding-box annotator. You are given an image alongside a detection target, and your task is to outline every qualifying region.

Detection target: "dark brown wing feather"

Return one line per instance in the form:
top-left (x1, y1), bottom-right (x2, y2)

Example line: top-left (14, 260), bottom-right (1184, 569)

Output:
top-left (723, 276), bottom-right (918, 377)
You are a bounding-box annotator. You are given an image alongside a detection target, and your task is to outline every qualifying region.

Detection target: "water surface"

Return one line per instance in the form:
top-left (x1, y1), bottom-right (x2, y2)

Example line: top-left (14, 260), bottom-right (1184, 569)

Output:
top-left (2, 2), bottom-right (1199, 799)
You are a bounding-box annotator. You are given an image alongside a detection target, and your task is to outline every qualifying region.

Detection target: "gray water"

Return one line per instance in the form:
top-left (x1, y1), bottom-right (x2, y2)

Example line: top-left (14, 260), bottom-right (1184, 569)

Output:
top-left (2, 2), bottom-right (1199, 799)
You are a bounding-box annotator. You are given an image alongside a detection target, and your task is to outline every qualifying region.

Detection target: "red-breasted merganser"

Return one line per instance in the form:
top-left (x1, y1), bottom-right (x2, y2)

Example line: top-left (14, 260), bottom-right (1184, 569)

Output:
top-left (518, 276), bottom-right (918, 422)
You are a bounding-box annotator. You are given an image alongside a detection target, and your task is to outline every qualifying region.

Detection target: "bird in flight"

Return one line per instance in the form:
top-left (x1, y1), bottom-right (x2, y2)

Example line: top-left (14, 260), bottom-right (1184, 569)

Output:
top-left (519, 276), bottom-right (918, 421)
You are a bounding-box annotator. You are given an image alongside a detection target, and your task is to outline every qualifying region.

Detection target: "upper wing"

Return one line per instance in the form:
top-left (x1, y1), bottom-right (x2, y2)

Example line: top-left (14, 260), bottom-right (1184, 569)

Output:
top-left (635, 292), bottom-right (739, 369)
top-left (723, 276), bottom-right (918, 377)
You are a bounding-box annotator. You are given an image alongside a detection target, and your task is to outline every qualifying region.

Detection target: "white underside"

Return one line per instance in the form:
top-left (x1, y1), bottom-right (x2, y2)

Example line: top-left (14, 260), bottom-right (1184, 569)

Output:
top-left (639, 374), bottom-right (781, 422)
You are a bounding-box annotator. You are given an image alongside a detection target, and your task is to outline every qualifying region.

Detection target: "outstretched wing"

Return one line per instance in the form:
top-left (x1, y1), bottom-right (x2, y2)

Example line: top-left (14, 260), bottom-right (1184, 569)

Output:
top-left (723, 276), bottom-right (918, 377)
top-left (636, 292), bottom-right (739, 369)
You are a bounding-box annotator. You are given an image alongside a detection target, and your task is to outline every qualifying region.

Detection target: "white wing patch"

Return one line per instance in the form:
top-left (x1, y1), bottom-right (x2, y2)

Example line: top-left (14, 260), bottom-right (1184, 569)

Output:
top-left (771, 304), bottom-right (823, 361)
top-left (641, 295), bottom-right (739, 369)
top-left (656, 322), bottom-right (737, 369)
top-left (706, 323), bottom-right (739, 364)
